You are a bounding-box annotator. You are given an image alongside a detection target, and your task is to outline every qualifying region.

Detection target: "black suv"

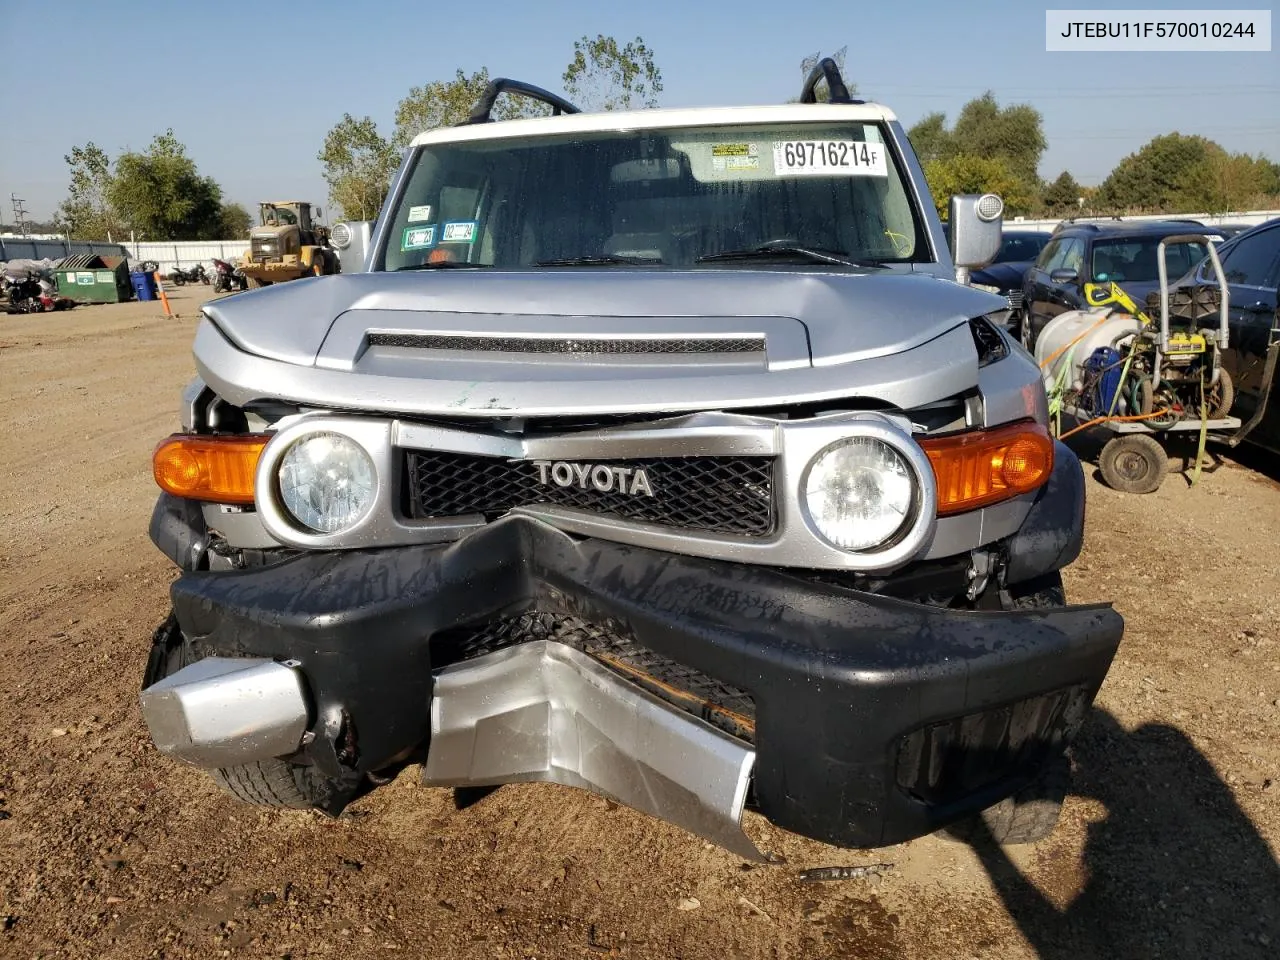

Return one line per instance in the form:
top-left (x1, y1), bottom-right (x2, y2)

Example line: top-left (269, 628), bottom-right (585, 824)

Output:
top-left (1020, 219), bottom-right (1226, 349)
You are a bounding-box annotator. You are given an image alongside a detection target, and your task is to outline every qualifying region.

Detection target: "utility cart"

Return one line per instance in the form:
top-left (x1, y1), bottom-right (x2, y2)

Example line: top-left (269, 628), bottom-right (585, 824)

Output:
top-left (1037, 234), bottom-right (1278, 493)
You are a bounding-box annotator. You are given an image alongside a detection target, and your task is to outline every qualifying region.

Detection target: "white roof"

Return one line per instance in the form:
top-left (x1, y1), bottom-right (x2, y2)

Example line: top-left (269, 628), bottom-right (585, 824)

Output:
top-left (410, 102), bottom-right (900, 148)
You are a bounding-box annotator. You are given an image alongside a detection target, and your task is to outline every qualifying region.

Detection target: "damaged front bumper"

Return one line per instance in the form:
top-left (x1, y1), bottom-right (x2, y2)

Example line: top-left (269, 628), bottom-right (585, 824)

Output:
top-left (141, 507), bottom-right (1123, 857)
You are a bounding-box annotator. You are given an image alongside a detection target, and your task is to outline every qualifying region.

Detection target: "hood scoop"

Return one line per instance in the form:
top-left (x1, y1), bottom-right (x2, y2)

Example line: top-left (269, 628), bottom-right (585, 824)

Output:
top-left (318, 310), bottom-right (810, 381)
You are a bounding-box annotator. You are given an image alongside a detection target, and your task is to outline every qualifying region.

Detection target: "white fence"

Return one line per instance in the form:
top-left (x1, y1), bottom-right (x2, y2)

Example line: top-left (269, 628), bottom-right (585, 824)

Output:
top-left (0, 236), bottom-right (249, 274)
top-left (125, 241), bottom-right (251, 274)
top-left (1006, 208), bottom-right (1280, 232)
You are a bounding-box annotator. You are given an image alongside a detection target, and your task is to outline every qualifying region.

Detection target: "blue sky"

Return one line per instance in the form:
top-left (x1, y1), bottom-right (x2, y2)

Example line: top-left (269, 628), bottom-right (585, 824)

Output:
top-left (1, 0), bottom-right (1276, 223)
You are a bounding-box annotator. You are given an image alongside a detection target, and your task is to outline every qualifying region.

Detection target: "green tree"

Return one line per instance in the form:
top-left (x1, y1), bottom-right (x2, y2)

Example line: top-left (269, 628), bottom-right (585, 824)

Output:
top-left (906, 113), bottom-right (952, 166)
top-left (319, 113), bottom-right (400, 221)
top-left (923, 155), bottom-right (1035, 218)
top-left (1041, 171), bottom-right (1082, 214)
top-left (562, 34), bottom-right (663, 111)
top-left (1094, 133), bottom-right (1218, 212)
top-left (1184, 150), bottom-right (1280, 213)
top-left (108, 130), bottom-right (224, 240)
top-left (393, 68), bottom-right (499, 147)
top-left (907, 93), bottom-right (1046, 211)
top-left (58, 142), bottom-right (120, 240)
top-left (949, 92), bottom-right (1046, 186)
top-left (217, 202), bottom-right (253, 239)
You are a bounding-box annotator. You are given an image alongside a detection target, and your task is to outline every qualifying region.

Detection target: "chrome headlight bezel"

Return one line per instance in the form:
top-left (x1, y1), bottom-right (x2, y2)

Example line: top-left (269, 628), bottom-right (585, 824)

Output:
top-left (796, 417), bottom-right (937, 561)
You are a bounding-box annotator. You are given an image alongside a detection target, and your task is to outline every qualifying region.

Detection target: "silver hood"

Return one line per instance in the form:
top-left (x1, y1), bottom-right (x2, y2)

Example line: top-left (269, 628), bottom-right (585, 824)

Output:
top-left (196, 269), bottom-right (1013, 418)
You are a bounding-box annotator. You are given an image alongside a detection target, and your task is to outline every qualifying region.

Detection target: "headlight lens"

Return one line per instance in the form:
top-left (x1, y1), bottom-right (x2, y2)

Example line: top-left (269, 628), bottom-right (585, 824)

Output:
top-left (804, 437), bottom-right (916, 551)
top-left (277, 432), bottom-right (375, 533)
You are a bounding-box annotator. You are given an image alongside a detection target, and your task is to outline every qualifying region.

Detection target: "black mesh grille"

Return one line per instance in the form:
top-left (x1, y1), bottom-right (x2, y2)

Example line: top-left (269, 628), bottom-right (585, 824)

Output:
top-left (405, 452), bottom-right (775, 537)
top-left (431, 613), bottom-right (756, 741)
top-left (367, 333), bottom-right (766, 355)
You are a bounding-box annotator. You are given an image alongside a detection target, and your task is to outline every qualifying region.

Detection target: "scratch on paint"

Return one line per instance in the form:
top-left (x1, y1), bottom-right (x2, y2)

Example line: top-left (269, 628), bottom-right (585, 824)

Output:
top-left (449, 381), bottom-right (481, 407)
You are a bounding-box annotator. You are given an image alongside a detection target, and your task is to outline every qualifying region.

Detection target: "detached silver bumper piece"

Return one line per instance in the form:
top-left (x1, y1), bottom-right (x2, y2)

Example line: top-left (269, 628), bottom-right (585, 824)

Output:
top-left (139, 657), bottom-right (310, 768)
top-left (423, 640), bottom-right (762, 860)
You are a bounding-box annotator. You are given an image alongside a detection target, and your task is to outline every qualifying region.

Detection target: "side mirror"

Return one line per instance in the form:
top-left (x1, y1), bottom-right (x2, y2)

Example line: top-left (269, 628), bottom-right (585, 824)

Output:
top-left (1050, 268), bottom-right (1079, 283)
top-left (948, 193), bottom-right (1004, 279)
top-left (329, 220), bottom-right (372, 273)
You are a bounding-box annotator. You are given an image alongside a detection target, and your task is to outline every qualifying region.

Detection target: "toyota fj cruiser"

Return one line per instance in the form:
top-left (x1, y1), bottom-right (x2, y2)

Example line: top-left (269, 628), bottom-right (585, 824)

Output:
top-left (139, 62), bottom-right (1124, 861)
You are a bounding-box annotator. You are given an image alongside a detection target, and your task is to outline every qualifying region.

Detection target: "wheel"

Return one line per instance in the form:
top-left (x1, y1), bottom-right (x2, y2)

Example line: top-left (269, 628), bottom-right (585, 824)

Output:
top-left (939, 571), bottom-right (1071, 845)
top-left (311, 252), bottom-right (327, 277)
top-left (1098, 433), bottom-right (1167, 494)
top-left (171, 274), bottom-right (185, 286)
top-left (247, 276), bottom-right (269, 289)
top-left (940, 751), bottom-right (1071, 845)
top-left (144, 610), bottom-right (359, 813)
top-left (1207, 366), bottom-right (1234, 419)
top-left (1136, 378), bottom-right (1179, 429)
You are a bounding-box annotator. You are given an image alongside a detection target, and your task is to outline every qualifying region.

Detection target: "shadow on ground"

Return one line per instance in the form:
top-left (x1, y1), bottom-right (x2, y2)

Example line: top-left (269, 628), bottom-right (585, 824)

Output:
top-left (968, 708), bottom-right (1279, 959)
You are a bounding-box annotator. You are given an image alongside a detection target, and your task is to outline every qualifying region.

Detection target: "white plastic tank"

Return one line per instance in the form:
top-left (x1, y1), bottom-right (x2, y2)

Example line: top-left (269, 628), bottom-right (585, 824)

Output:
top-left (1035, 308), bottom-right (1142, 393)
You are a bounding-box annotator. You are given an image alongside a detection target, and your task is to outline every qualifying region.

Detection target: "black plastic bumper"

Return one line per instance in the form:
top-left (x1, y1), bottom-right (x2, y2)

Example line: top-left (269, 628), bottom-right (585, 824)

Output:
top-left (164, 503), bottom-right (1123, 851)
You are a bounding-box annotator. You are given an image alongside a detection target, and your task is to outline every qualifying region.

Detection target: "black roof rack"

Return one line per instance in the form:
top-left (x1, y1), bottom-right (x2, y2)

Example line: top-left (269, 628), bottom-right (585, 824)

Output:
top-left (797, 57), bottom-right (863, 105)
top-left (463, 78), bottom-right (582, 125)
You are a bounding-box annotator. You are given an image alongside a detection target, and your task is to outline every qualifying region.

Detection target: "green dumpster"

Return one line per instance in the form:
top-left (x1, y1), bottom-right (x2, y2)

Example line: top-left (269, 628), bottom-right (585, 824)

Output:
top-left (54, 254), bottom-right (133, 304)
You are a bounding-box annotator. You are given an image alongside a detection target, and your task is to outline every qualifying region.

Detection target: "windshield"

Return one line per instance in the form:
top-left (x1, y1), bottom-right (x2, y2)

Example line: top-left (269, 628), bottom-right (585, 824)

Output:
top-left (378, 121), bottom-right (928, 271)
top-left (260, 205), bottom-right (297, 226)
top-left (1090, 237), bottom-right (1211, 284)
top-left (993, 233), bottom-right (1049, 264)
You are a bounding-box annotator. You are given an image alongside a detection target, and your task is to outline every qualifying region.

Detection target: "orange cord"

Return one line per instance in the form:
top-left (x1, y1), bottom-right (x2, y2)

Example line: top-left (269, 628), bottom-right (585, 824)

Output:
top-left (1057, 407), bottom-right (1175, 441)
top-left (1038, 310), bottom-right (1121, 370)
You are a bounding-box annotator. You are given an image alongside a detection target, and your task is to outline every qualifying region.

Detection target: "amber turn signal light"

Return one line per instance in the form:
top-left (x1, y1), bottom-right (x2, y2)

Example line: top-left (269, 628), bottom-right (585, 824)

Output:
top-left (919, 420), bottom-right (1054, 516)
top-left (152, 434), bottom-right (270, 504)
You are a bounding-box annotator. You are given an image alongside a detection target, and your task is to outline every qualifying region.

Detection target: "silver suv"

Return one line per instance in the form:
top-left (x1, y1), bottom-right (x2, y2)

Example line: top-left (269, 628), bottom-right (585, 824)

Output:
top-left (139, 63), bottom-right (1123, 861)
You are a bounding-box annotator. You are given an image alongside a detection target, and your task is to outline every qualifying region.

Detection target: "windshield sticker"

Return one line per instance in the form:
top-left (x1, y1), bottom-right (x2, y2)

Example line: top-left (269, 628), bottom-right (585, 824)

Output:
top-left (771, 140), bottom-right (888, 177)
top-left (401, 225), bottom-right (436, 250)
top-left (442, 221), bottom-right (477, 243)
top-left (710, 142), bottom-right (760, 172)
top-left (407, 204), bottom-right (433, 223)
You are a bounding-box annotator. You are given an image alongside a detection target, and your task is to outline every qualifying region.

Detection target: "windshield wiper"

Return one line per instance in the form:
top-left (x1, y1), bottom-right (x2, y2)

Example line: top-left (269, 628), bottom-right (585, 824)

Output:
top-left (533, 254), bottom-right (661, 266)
top-left (696, 245), bottom-right (866, 267)
top-left (396, 260), bottom-right (492, 271)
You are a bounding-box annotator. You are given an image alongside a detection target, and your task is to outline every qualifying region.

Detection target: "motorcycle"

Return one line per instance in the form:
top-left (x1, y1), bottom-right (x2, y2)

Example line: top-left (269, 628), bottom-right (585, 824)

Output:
top-left (3, 272), bottom-right (44, 313)
top-left (3, 272), bottom-right (76, 313)
top-left (168, 263), bottom-right (210, 286)
top-left (212, 258), bottom-right (248, 293)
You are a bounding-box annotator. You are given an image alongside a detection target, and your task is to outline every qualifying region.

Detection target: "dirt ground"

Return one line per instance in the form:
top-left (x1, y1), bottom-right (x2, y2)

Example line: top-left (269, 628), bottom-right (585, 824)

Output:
top-left (1, 293), bottom-right (1278, 960)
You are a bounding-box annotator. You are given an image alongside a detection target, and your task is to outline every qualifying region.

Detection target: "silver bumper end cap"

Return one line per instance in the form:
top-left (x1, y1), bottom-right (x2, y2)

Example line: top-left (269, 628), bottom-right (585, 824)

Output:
top-left (422, 639), bottom-right (764, 861)
top-left (139, 656), bottom-right (310, 768)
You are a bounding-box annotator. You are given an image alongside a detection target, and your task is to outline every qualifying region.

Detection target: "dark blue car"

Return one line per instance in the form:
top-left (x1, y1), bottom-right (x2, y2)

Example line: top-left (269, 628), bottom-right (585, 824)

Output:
top-left (1172, 217), bottom-right (1280, 453)
top-left (968, 229), bottom-right (1053, 333)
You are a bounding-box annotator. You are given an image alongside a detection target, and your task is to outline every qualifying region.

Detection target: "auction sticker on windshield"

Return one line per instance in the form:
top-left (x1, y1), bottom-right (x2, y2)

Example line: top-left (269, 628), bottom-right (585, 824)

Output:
top-left (771, 140), bottom-right (887, 177)
top-left (401, 225), bottom-right (436, 250)
top-left (442, 221), bottom-right (477, 243)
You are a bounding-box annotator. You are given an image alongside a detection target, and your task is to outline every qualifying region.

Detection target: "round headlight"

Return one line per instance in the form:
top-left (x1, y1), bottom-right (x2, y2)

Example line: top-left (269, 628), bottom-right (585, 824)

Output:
top-left (277, 432), bottom-right (375, 534)
top-left (804, 437), bottom-right (917, 551)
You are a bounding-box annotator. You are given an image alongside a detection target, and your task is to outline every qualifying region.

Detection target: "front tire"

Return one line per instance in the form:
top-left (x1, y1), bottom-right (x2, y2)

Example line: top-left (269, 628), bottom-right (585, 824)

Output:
top-left (940, 570), bottom-right (1071, 845)
top-left (941, 752), bottom-right (1071, 845)
top-left (145, 611), bottom-right (358, 812)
